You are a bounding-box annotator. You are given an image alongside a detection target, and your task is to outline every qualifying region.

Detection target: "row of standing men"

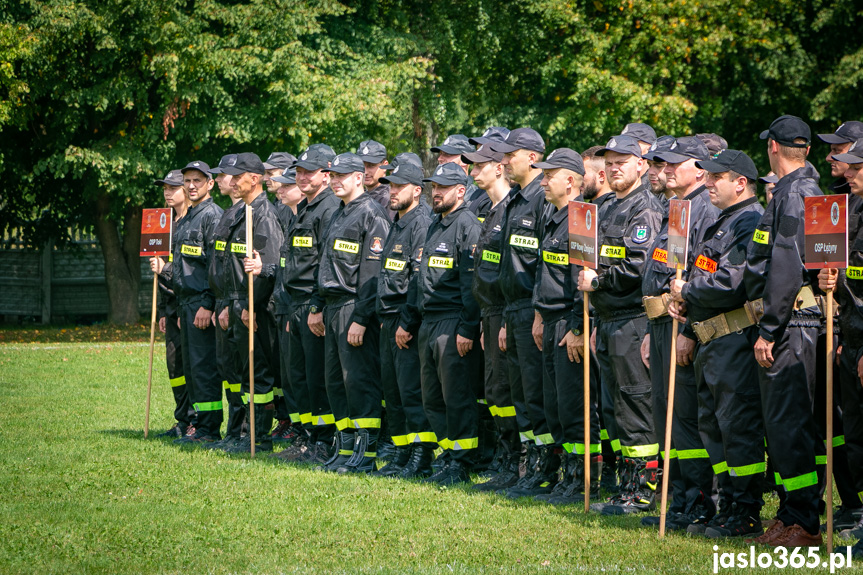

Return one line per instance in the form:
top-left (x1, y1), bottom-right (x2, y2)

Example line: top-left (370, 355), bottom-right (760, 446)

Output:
top-left (149, 117), bottom-right (863, 552)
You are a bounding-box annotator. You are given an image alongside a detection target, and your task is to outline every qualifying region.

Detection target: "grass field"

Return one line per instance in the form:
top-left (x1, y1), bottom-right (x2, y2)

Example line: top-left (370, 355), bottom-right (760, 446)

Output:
top-left (0, 339), bottom-right (854, 574)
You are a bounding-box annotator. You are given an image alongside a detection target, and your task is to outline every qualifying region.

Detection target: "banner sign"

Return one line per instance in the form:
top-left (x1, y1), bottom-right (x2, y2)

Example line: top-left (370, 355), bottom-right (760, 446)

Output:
top-left (666, 199), bottom-right (691, 270)
top-left (804, 195), bottom-right (848, 270)
top-left (140, 208), bottom-right (173, 257)
top-left (569, 201), bottom-right (598, 269)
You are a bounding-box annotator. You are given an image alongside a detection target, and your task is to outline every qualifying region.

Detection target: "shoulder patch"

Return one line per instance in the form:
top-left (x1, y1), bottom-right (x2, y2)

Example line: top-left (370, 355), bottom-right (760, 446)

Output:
top-left (370, 237), bottom-right (383, 255)
top-left (632, 225), bottom-right (650, 244)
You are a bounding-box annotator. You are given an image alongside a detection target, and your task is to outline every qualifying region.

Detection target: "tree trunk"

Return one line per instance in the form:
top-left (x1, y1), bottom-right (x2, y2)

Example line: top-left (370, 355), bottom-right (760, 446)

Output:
top-left (92, 193), bottom-right (142, 324)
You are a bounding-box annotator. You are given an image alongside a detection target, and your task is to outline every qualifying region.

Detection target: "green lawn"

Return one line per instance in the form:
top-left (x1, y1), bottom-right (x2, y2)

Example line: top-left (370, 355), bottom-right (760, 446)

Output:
top-left (0, 341), bottom-right (853, 574)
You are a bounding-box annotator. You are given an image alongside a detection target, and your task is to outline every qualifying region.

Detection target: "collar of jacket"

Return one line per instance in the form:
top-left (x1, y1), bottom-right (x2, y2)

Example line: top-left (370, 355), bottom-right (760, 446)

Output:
top-left (438, 202), bottom-right (469, 227)
top-left (683, 184), bottom-right (708, 202)
top-left (719, 195), bottom-right (759, 217)
top-left (394, 202), bottom-right (425, 229)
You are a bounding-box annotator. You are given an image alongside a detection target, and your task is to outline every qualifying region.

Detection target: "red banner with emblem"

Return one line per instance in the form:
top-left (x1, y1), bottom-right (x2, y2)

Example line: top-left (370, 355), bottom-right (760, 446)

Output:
top-left (140, 208), bottom-right (173, 257)
top-left (804, 195), bottom-right (848, 269)
top-left (666, 199), bottom-right (691, 270)
top-left (569, 201), bottom-right (598, 269)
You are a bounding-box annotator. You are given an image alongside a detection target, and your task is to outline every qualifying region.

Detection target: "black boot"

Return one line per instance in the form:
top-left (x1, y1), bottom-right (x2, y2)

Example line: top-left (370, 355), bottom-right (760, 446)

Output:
top-left (601, 457), bottom-right (658, 515)
top-left (338, 429), bottom-right (378, 474)
top-left (320, 431), bottom-right (355, 472)
top-left (428, 458), bottom-right (471, 486)
top-left (601, 454), bottom-right (620, 494)
top-left (473, 418), bottom-right (499, 473)
top-left (503, 446), bottom-right (561, 498)
top-left (473, 450), bottom-right (520, 492)
top-left (535, 452), bottom-right (575, 502)
top-left (497, 443), bottom-right (538, 495)
top-left (398, 444), bottom-right (435, 479)
top-left (222, 403), bottom-right (274, 453)
top-left (372, 445), bottom-right (412, 477)
top-left (551, 455), bottom-right (603, 505)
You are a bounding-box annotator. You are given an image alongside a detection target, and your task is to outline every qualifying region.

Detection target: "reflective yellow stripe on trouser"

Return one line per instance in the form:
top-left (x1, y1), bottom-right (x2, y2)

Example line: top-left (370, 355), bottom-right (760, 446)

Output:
top-left (311, 413), bottom-right (334, 426)
top-left (779, 471), bottom-right (818, 492)
top-left (352, 418), bottom-right (381, 429)
top-left (729, 462), bottom-right (766, 477)
top-left (535, 433), bottom-right (555, 446)
top-left (408, 431), bottom-right (438, 444)
top-left (620, 443), bottom-right (660, 458)
top-left (489, 405), bottom-right (516, 418)
top-left (390, 435), bottom-right (410, 446)
top-left (170, 376), bottom-right (186, 388)
top-left (439, 437), bottom-right (478, 451)
top-left (660, 449), bottom-right (678, 460)
top-left (520, 430), bottom-right (536, 443)
top-left (243, 391), bottom-right (274, 404)
top-left (194, 401), bottom-right (223, 412)
top-left (563, 443), bottom-right (602, 454)
top-left (676, 449), bottom-right (709, 460)
top-left (335, 417), bottom-right (352, 431)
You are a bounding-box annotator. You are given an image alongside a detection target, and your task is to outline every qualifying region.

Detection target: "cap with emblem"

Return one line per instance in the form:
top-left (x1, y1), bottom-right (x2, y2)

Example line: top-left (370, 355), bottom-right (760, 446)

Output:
top-left (595, 135), bottom-right (643, 158)
top-left (695, 149), bottom-right (758, 181)
top-left (462, 144), bottom-right (504, 165)
top-left (220, 152), bottom-right (266, 176)
top-left (621, 123), bottom-right (657, 145)
top-left (817, 121), bottom-right (863, 145)
top-left (759, 115), bottom-right (811, 148)
top-left (831, 138), bottom-right (863, 165)
top-left (262, 152), bottom-right (297, 170)
top-left (293, 144), bottom-right (337, 171)
top-left (154, 169), bottom-right (184, 186)
top-left (423, 162), bottom-right (469, 186)
top-left (430, 134), bottom-right (474, 156)
top-left (272, 168), bottom-right (297, 185)
top-left (489, 127), bottom-right (546, 154)
top-left (642, 135), bottom-right (676, 161)
top-left (759, 173), bottom-right (779, 185)
top-left (651, 136), bottom-right (709, 164)
top-left (181, 160), bottom-right (213, 179)
top-left (380, 163), bottom-right (424, 186)
top-left (381, 152), bottom-right (422, 171)
top-left (469, 126), bottom-right (511, 146)
top-left (322, 152), bottom-right (365, 174)
top-left (532, 148), bottom-right (585, 176)
top-left (356, 140), bottom-right (387, 163)
top-left (696, 133), bottom-right (728, 156)
top-left (209, 154), bottom-right (239, 174)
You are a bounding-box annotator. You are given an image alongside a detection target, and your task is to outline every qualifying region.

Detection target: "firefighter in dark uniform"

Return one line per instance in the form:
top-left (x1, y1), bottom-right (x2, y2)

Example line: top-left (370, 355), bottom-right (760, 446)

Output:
top-left (205, 155), bottom-right (247, 450)
top-left (357, 140), bottom-right (394, 219)
top-left (666, 150), bottom-right (767, 538)
top-left (269, 166), bottom-right (306, 445)
top-left (466, 143), bottom-right (523, 492)
top-left (644, 136), bottom-right (676, 205)
top-left (413, 162), bottom-right (482, 485)
top-left (639, 136), bottom-right (717, 529)
top-left (489, 127), bottom-right (555, 496)
top-left (620, 122), bottom-right (656, 188)
top-left (151, 169), bottom-right (193, 438)
top-left (467, 127), bottom-right (511, 221)
top-left (530, 148), bottom-right (602, 504)
top-left (157, 161), bottom-right (225, 444)
top-left (276, 144), bottom-right (341, 464)
top-left (219, 152), bottom-right (284, 454)
top-left (314, 152), bottom-right (390, 473)
top-left (577, 135), bottom-right (663, 515)
top-left (821, 141), bottom-right (863, 556)
top-left (432, 134), bottom-right (487, 219)
top-left (744, 115), bottom-right (824, 547)
top-left (372, 162), bottom-right (433, 477)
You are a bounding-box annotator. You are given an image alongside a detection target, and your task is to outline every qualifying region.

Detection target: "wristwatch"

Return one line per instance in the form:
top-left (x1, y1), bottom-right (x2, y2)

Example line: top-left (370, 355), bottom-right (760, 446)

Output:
top-left (571, 327), bottom-right (582, 336)
top-left (590, 276), bottom-right (600, 291)
top-left (309, 305), bottom-right (320, 314)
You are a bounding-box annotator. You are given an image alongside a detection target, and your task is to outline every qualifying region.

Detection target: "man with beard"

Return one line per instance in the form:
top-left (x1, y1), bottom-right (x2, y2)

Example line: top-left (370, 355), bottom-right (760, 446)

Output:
top-left (578, 135), bottom-right (662, 515)
top-left (357, 139), bottom-right (395, 220)
top-left (643, 136), bottom-right (676, 204)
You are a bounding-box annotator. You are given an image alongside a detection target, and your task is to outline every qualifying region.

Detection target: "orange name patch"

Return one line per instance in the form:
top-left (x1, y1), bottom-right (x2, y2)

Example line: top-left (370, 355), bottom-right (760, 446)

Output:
top-left (695, 255), bottom-right (717, 273)
top-left (652, 247), bottom-right (668, 264)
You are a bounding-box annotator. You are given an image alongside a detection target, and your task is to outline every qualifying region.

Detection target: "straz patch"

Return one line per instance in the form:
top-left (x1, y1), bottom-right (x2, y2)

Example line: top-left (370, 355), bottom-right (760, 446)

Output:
top-left (370, 237), bottom-right (384, 255)
top-left (753, 230), bottom-right (769, 245)
top-left (543, 251), bottom-right (568, 266)
top-left (509, 234), bottom-right (539, 249)
top-left (695, 255), bottom-right (718, 273)
top-left (230, 243), bottom-right (246, 254)
top-left (181, 244), bottom-right (202, 256)
top-left (632, 226), bottom-right (650, 244)
top-left (215, 240), bottom-right (226, 251)
top-left (428, 256), bottom-right (454, 269)
top-left (651, 247), bottom-right (668, 264)
top-left (334, 239), bottom-right (360, 254)
top-left (600, 245), bottom-right (626, 258)
top-left (293, 236), bottom-right (313, 248)
top-left (385, 258), bottom-right (407, 271)
top-left (847, 267), bottom-right (863, 280)
top-left (482, 250), bottom-right (501, 263)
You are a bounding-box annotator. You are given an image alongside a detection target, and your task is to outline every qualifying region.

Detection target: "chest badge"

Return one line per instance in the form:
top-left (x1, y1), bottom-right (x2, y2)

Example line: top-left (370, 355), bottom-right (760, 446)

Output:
top-left (436, 242), bottom-right (449, 254)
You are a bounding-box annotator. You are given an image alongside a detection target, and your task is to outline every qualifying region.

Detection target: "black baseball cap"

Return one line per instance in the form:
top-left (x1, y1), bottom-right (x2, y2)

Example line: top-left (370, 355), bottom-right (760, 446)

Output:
top-left (209, 154), bottom-right (238, 174)
top-left (695, 149), bottom-right (758, 181)
top-left (154, 169), bottom-right (183, 186)
top-left (595, 135), bottom-right (643, 158)
top-left (642, 135), bottom-right (676, 161)
top-left (263, 152), bottom-right (296, 170)
top-left (532, 147), bottom-right (585, 176)
top-left (462, 144), bottom-right (504, 165)
top-left (220, 152), bottom-right (266, 176)
top-left (381, 152), bottom-right (423, 171)
top-left (651, 136), bottom-right (709, 164)
top-left (293, 144), bottom-right (337, 170)
top-left (696, 133), bottom-right (728, 156)
top-left (818, 121), bottom-right (863, 145)
top-left (759, 173), bottom-right (779, 185)
top-left (423, 162), bottom-right (469, 186)
top-left (831, 138), bottom-right (863, 165)
top-left (272, 168), bottom-right (297, 185)
top-left (760, 115), bottom-right (811, 148)
top-left (180, 160), bottom-right (213, 179)
top-left (380, 163), bottom-right (424, 186)
top-left (430, 134), bottom-right (473, 156)
top-left (489, 127), bottom-right (546, 154)
top-left (356, 140), bottom-right (387, 163)
top-left (620, 123), bottom-right (657, 145)
top-left (323, 152), bottom-right (365, 174)
top-left (469, 126), bottom-right (511, 146)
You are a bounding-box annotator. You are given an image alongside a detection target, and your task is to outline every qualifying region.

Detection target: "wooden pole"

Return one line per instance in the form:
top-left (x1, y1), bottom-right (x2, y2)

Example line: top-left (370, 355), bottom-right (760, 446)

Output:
top-left (826, 290), bottom-right (835, 553)
top-left (246, 204), bottom-right (256, 458)
top-left (144, 271), bottom-right (158, 438)
top-left (659, 268), bottom-right (683, 538)
top-left (583, 277), bottom-right (591, 513)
